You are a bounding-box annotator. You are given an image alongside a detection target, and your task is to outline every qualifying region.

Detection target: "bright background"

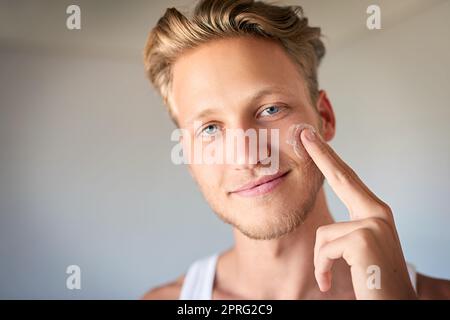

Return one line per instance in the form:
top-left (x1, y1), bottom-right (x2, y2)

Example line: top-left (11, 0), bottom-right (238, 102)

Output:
top-left (0, 0), bottom-right (449, 298)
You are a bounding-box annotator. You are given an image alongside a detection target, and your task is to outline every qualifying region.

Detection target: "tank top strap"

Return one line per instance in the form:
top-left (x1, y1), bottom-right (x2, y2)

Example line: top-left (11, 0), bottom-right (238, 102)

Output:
top-left (179, 253), bottom-right (219, 299)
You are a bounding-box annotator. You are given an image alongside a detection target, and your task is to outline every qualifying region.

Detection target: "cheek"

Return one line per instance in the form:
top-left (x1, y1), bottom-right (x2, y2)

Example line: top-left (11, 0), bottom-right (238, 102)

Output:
top-left (190, 164), bottom-right (223, 190)
top-left (285, 123), bottom-right (317, 160)
top-left (275, 120), bottom-right (312, 164)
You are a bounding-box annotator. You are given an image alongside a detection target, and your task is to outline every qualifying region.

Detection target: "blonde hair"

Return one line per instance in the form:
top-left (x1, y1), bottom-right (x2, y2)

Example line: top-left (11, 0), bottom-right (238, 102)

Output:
top-left (143, 0), bottom-right (325, 125)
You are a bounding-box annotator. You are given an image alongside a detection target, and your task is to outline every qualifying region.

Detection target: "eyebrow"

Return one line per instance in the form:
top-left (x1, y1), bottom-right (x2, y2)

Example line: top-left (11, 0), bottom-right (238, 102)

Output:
top-left (185, 86), bottom-right (289, 126)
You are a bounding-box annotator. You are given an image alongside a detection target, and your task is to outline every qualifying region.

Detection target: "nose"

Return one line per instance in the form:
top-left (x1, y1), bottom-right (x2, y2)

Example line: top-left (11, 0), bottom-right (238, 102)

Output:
top-left (225, 125), bottom-right (272, 170)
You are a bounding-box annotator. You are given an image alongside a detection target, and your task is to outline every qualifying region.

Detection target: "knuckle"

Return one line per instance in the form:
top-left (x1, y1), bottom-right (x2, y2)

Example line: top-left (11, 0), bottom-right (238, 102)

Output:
top-left (373, 201), bottom-right (395, 224)
top-left (377, 201), bottom-right (393, 215)
top-left (365, 217), bottom-right (385, 233)
top-left (315, 225), bottom-right (328, 239)
top-left (352, 228), bottom-right (374, 248)
top-left (315, 227), bottom-right (322, 240)
top-left (316, 226), bottom-right (324, 235)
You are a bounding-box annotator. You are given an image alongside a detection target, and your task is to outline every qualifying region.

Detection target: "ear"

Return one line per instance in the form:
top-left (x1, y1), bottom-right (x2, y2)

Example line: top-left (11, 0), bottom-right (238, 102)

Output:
top-left (315, 90), bottom-right (336, 142)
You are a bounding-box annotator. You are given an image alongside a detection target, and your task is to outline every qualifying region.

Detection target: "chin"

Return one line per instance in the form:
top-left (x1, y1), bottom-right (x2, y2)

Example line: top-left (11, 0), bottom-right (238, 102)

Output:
top-left (199, 163), bottom-right (324, 240)
top-left (234, 212), bottom-right (305, 240)
top-left (217, 198), bottom-right (309, 240)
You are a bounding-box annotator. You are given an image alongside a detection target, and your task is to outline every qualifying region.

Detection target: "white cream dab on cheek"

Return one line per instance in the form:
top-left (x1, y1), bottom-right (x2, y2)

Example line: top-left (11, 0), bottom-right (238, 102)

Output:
top-left (285, 123), bottom-right (316, 159)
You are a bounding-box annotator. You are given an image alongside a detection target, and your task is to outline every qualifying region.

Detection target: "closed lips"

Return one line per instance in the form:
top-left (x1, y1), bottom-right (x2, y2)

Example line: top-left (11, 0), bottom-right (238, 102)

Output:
top-left (230, 170), bottom-right (290, 195)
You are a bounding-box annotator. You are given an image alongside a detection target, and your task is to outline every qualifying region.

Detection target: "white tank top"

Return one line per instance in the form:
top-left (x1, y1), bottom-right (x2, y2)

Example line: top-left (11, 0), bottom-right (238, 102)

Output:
top-left (179, 253), bottom-right (418, 299)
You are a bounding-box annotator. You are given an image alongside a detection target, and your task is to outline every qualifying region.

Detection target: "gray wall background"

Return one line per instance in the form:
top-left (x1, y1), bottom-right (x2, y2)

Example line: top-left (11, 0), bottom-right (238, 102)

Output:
top-left (0, 0), bottom-right (449, 299)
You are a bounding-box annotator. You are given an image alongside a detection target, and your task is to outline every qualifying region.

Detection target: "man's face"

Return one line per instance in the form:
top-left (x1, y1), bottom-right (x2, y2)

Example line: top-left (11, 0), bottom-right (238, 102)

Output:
top-left (171, 36), bottom-right (327, 240)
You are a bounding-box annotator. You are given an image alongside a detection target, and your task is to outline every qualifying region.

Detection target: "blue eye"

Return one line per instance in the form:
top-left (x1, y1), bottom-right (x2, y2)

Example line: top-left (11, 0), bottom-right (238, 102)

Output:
top-left (201, 124), bottom-right (219, 136)
top-left (260, 105), bottom-right (280, 117)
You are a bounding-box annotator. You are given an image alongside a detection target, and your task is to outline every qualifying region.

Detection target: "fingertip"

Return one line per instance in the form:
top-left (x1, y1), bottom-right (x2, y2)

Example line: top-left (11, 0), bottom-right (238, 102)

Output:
top-left (301, 127), bottom-right (316, 143)
top-left (316, 272), bottom-right (332, 292)
top-left (319, 281), bottom-right (331, 293)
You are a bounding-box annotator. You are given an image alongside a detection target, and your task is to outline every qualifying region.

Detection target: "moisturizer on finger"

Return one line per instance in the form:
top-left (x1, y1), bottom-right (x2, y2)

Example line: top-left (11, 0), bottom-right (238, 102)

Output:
top-left (286, 123), bottom-right (316, 159)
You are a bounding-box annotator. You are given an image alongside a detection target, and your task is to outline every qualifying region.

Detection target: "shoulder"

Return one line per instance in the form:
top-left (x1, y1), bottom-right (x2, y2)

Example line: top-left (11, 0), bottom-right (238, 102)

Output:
top-left (416, 272), bottom-right (450, 299)
top-left (141, 275), bottom-right (185, 300)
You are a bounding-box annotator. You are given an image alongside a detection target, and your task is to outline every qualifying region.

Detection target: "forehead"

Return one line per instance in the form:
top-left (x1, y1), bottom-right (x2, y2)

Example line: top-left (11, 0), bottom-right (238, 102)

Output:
top-left (170, 36), bottom-right (309, 123)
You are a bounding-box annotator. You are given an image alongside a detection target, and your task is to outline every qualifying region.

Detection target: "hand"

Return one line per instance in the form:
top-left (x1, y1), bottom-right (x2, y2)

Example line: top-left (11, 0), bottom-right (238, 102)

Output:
top-left (300, 127), bottom-right (417, 299)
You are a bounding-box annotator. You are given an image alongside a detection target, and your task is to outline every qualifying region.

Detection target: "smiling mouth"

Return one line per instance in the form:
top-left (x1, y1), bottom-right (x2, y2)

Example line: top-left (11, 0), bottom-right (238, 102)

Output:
top-left (230, 170), bottom-right (291, 197)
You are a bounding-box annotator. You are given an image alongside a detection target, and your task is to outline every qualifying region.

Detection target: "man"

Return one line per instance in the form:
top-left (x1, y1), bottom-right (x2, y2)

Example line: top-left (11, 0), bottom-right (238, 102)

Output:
top-left (142, 0), bottom-right (450, 299)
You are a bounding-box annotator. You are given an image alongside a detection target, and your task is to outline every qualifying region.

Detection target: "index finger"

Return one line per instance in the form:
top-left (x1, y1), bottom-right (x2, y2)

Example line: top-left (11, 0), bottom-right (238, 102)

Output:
top-left (299, 127), bottom-right (390, 221)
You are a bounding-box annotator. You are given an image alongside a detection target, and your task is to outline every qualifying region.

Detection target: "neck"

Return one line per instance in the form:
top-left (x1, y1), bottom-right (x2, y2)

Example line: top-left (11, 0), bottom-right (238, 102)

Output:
top-left (217, 187), bottom-right (354, 299)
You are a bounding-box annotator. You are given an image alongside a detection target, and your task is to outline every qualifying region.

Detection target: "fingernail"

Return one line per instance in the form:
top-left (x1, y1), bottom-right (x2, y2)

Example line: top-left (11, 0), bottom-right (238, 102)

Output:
top-left (304, 128), bottom-right (315, 141)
